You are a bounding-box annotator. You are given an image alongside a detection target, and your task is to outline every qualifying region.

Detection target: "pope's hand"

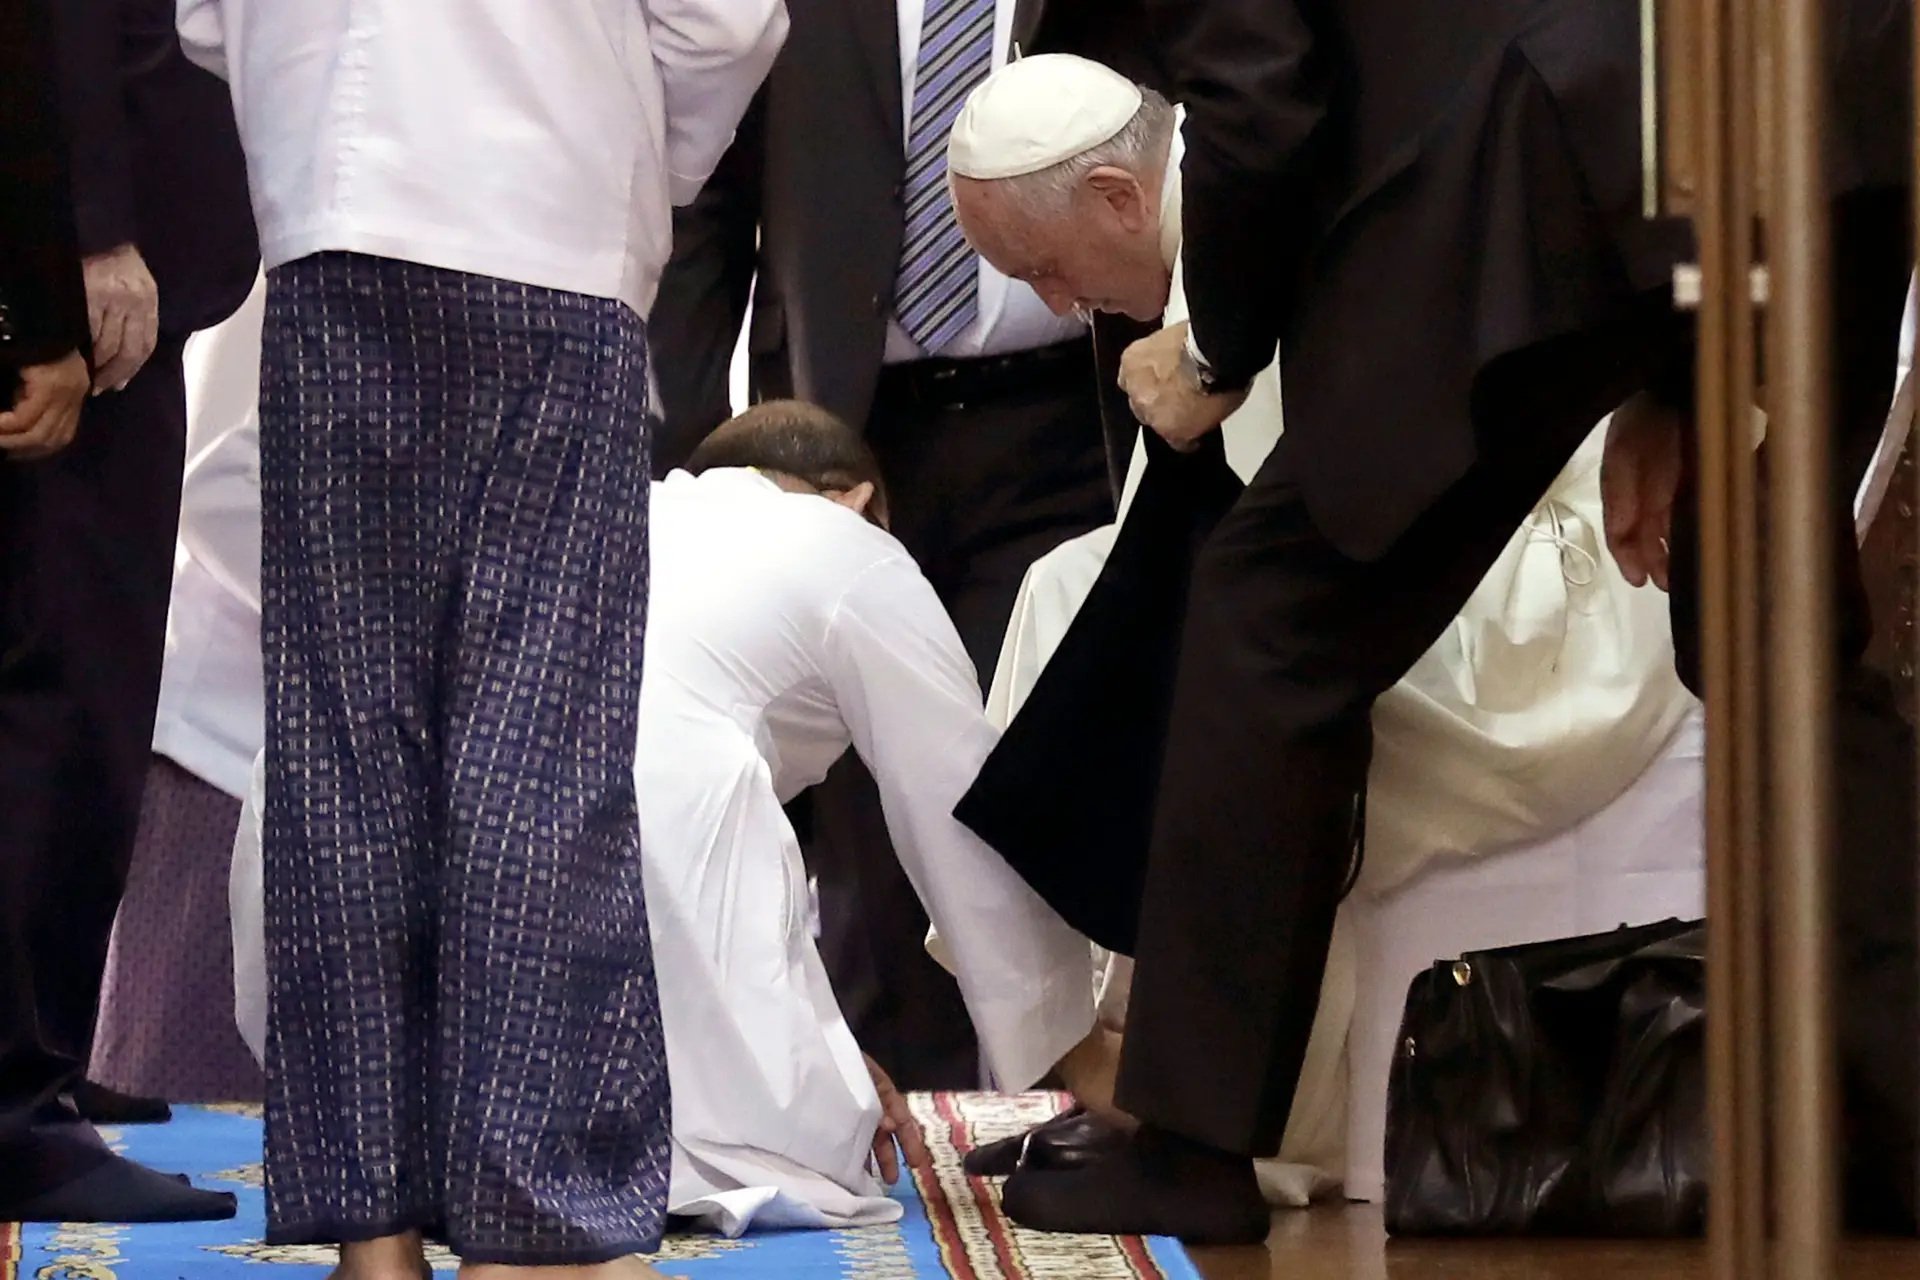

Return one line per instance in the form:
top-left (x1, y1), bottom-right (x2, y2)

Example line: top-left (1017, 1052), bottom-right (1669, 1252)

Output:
top-left (1118, 321), bottom-right (1248, 452)
top-left (864, 1054), bottom-right (932, 1184)
top-left (1601, 391), bottom-right (1686, 592)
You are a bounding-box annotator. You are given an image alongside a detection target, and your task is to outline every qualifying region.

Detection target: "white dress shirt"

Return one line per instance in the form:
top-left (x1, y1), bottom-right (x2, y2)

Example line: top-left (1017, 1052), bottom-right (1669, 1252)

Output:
top-left (883, 0), bottom-right (1086, 362)
top-left (177, 0), bottom-right (787, 315)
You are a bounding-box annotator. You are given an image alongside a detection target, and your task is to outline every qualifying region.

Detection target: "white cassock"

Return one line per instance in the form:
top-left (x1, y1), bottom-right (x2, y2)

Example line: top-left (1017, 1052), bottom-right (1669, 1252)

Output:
top-left (637, 468), bottom-right (1094, 1234)
top-left (233, 466), bottom-right (1097, 1235)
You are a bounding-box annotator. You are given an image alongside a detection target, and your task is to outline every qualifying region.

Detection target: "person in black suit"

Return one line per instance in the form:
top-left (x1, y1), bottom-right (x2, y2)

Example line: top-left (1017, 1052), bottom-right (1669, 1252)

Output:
top-left (980, 0), bottom-right (1917, 1245)
top-left (0, 1), bottom-right (91, 460)
top-left (0, 0), bottom-right (256, 1223)
top-left (650, 0), bottom-right (1122, 1089)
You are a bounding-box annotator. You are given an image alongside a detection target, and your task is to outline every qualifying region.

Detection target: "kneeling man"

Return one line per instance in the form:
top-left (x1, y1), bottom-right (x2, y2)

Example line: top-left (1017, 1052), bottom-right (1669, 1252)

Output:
top-left (639, 401), bottom-right (1106, 1232)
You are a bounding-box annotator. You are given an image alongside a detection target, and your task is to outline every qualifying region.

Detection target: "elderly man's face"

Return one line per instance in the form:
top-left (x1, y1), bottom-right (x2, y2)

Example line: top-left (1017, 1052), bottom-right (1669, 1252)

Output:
top-left (952, 167), bottom-right (1171, 322)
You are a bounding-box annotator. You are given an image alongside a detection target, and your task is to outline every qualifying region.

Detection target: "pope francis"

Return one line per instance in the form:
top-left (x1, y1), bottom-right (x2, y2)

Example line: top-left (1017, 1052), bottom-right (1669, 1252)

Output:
top-left (940, 54), bottom-right (1704, 1244)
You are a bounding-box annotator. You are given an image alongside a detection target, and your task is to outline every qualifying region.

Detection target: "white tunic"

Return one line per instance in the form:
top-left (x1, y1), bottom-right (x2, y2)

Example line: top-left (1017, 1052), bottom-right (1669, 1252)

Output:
top-left (639, 469), bottom-right (1094, 1234)
top-left (176, 0), bottom-right (788, 314)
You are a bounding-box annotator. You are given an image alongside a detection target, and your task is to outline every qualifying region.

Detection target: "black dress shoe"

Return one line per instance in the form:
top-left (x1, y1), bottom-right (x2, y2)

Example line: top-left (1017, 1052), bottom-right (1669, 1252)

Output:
top-left (1000, 1125), bottom-right (1269, 1247)
top-left (69, 1080), bottom-right (173, 1125)
top-left (962, 1106), bottom-right (1129, 1178)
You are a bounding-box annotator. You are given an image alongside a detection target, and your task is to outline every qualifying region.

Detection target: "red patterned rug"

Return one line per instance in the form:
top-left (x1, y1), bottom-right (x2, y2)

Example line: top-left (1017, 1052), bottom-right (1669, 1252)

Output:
top-left (911, 1091), bottom-right (1196, 1279)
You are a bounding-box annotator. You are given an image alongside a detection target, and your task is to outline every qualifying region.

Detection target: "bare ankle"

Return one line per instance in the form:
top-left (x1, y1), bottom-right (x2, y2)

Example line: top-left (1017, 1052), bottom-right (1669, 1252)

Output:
top-left (332, 1229), bottom-right (430, 1280)
top-left (458, 1258), bottom-right (664, 1279)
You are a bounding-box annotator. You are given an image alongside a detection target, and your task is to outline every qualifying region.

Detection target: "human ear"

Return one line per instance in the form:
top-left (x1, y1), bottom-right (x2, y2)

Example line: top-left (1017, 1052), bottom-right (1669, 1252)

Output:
top-left (828, 481), bottom-right (878, 519)
top-left (1085, 167), bottom-right (1147, 232)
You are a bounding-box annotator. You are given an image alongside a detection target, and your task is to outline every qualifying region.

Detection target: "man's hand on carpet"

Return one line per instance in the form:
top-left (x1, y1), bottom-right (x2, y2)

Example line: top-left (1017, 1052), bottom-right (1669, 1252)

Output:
top-left (865, 1054), bottom-right (932, 1184)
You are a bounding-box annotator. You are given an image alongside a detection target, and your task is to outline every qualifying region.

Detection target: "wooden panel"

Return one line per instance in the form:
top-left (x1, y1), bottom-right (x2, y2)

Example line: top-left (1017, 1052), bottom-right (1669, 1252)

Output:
top-left (1655, 0), bottom-right (1701, 215)
top-left (1653, 0), bottom-right (1770, 220)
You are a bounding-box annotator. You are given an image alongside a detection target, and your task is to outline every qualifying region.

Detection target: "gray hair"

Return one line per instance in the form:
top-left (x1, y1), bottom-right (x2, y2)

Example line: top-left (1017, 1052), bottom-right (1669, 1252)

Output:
top-left (968, 87), bottom-right (1177, 219)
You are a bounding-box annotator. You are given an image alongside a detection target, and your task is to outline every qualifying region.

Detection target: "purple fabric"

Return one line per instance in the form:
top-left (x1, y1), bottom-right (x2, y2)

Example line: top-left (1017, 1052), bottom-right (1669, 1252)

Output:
top-left (90, 755), bottom-right (264, 1103)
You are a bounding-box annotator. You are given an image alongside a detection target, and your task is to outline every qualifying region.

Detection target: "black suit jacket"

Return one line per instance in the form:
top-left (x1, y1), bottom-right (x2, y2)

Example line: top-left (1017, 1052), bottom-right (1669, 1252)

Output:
top-left (956, 0), bottom-right (1909, 954)
top-left (1028, 0), bottom-right (1905, 561)
top-left (1010, 0), bottom-right (1167, 93)
top-left (0, 0), bottom-right (90, 377)
top-left (649, 0), bottom-right (913, 467)
top-left (47, 0), bottom-right (256, 339)
top-left (650, 0), bottom-right (1152, 476)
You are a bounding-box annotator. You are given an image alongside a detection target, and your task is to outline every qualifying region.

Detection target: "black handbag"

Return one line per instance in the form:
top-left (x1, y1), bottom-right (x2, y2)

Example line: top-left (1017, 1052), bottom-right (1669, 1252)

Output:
top-left (1383, 917), bottom-right (1709, 1237)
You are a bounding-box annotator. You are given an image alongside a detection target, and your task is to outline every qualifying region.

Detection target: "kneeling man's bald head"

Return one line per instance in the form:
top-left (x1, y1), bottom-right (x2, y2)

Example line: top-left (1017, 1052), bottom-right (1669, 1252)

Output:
top-left (946, 54), bottom-right (1177, 322)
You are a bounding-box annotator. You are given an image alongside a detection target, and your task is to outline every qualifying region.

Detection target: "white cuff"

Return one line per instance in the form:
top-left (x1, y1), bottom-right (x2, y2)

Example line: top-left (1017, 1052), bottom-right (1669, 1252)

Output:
top-left (1183, 325), bottom-right (1211, 374)
top-left (668, 169), bottom-right (712, 209)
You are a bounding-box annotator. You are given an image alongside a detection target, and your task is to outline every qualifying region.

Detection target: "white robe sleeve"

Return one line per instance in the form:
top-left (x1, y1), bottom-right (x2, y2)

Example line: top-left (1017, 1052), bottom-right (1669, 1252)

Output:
top-left (823, 554), bottom-right (1096, 1091)
top-left (176, 0), bottom-right (229, 79)
top-left (639, 0), bottom-right (789, 205)
top-left (231, 749), bottom-right (267, 1065)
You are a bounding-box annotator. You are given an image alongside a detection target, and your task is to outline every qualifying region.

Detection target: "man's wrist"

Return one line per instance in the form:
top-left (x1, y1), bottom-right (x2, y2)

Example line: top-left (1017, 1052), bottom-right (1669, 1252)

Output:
top-left (1180, 329), bottom-right (1249, 397)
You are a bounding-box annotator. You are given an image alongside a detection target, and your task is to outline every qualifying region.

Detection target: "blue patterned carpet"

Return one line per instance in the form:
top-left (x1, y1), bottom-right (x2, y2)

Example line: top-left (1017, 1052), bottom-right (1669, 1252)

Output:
top-left (5, 1096), bottom-right (1202, 1280)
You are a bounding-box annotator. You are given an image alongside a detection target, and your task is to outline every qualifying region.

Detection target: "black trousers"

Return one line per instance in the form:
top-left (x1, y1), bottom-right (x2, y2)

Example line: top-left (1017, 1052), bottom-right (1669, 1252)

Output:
top-left (803, 340), bottom-right (1113, 1089)
top-left (1117, 188), bottom-right (1916, 1204)
top-left (0, 339), bottom-right (189, 1155)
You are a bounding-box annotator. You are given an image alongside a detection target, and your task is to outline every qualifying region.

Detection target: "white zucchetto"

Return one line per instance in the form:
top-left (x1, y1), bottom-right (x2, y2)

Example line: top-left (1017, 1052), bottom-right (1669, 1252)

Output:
top-left (947, 54), bottom-right (1144, 180)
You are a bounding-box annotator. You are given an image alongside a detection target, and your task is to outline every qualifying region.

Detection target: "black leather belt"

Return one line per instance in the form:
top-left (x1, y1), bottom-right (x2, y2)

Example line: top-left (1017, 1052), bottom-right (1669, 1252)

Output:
top-left (875, 336), bottom-right (1094, 411)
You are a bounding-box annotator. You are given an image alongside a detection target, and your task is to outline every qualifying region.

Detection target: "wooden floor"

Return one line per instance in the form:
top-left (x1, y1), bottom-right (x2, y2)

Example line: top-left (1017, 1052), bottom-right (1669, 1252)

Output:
top-left (1189, 1207), bottom-right (1920, 1279)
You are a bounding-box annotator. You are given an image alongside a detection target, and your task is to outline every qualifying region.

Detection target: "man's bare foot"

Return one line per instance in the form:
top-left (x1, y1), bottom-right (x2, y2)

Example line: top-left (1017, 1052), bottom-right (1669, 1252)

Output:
top-left (458, 1258), bottom-right (665, 1279)
top-left (331, 1231), bottom-right (430, 1280)
top-left (1054, 1027), bottom-right (1138, 1132)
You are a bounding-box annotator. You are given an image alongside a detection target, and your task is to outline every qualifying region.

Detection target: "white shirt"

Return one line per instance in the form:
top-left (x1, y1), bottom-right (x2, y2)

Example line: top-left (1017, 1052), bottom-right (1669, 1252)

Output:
top-left (883, 0), bottom-right (1085, 362)
top-left (153, 274), bottom-right (266, 799)
top-left (176, 0), bottom-right (788, 316)
top-left (639, 468), bottom-right (1093, 1232)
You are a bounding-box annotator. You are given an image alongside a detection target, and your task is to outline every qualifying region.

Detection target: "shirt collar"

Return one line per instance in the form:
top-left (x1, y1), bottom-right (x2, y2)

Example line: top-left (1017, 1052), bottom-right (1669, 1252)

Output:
top-left (1158, 111), bottom-right (1186, 272)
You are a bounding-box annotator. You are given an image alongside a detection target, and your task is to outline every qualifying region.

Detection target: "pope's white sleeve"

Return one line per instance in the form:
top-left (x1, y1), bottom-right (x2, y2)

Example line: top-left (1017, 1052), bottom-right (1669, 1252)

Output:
top-left (639, 0), bottom-right (789, 206)
top-left (824, 554), bottom-right (1095, 1090)
top-left (176, 0), bottom-right (228, 79)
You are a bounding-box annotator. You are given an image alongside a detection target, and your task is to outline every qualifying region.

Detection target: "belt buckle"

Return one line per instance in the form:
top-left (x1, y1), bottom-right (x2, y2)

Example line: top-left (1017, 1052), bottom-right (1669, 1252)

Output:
top-left (925, 364), bottom-right (966, 411)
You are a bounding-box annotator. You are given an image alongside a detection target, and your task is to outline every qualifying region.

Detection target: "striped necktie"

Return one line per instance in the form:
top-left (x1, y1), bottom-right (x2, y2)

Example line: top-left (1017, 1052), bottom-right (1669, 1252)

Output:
top-left (894, 0), bottom-right (995, 352)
